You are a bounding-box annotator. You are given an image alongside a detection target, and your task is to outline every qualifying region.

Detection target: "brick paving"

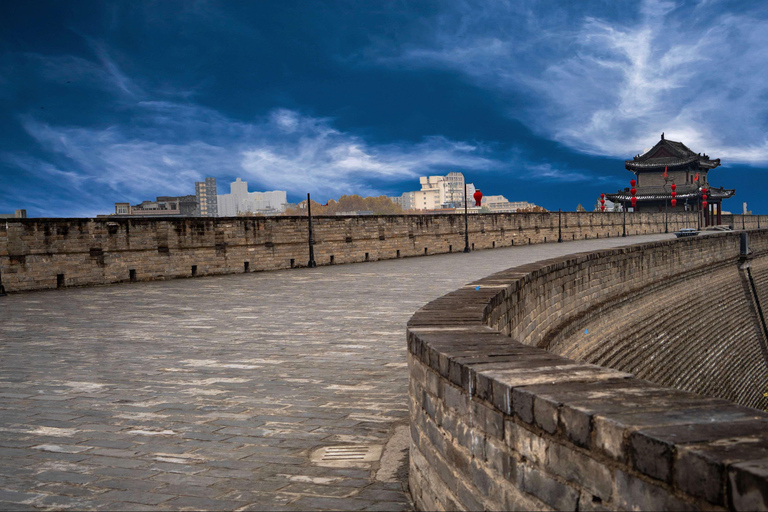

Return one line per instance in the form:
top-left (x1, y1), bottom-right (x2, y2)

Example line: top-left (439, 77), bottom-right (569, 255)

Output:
top-left (0, 234), bottom-right (671, 511)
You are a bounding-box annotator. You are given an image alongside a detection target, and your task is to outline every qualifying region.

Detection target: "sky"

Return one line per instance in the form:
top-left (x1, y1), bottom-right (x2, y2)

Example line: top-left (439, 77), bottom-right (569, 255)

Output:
top-left (1, 0), bottom-right (767, 218)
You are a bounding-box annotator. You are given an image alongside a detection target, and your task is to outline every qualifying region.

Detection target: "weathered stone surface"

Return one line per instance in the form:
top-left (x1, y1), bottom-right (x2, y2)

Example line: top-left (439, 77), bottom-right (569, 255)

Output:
top-left (0, 212), bottom-right (690, 293)
top-left (2, 233), bottom-right (676, 510)
top-left (407, 229), bottom-right (768, 511)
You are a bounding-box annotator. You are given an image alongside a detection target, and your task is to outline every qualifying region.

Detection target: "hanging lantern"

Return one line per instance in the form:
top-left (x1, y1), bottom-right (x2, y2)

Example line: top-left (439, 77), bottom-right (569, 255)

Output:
top-left (671, 183), bottom-right (676, 191)
top-left (600, 199), bottom-right (605, 205)
top-left (671, 199), bottom-right (677, 207)
top-left (630, 179), bottom-right (636, 187)
top-left (600, 193), bottom-right (605, 199)
top-left (701, 188), bottom-right (707, 195)
top-left (631, 197), bottom-right (637, 207)
top-left (671, 191), bottom-right (677, 198)
top-left (702, 194), bottom-right (707, 201)
top-left (630, 188), bottom-right (637, 195)
top-left (473, 189), bottom-right (483, 207)
top-left (600, 205), bottom-right (605, 212)
top-left (702, 200), bottom-right (708, 208)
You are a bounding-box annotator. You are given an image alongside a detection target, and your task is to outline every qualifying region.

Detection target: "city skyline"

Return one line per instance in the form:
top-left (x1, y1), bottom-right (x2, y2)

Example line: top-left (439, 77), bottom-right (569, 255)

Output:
top-left (2, 1), bottom-right (768, 217)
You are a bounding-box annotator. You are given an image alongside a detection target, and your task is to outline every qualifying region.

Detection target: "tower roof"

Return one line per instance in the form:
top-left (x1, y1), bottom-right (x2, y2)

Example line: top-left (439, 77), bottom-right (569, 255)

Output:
top-left (625, 135), bottom-right (720, 172)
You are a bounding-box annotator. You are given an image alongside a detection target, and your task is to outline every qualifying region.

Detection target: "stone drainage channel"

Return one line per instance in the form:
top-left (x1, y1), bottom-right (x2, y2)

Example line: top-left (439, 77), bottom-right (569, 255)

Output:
top-left (0, 234), bottom-right (671, 511)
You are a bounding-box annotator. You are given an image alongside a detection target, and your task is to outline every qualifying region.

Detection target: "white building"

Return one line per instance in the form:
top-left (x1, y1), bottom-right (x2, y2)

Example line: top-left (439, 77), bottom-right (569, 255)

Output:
top-left (401, 172), bottom-right (476, 211)
top-left (594, 198), bottom-right (620, 212)
top-left (217, 178), bottom-right (287, 216)
top-left (481, 196), bottom-right (540, 213)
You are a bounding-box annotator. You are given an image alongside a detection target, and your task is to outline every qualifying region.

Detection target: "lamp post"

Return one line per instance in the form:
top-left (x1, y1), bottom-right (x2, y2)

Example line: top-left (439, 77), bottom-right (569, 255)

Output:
top-left (622, 198), bottom-right (626, 237)
top-left (307, 193), bottom-right (317, 268)
top-left (463, 182), bottom-right (470, 253)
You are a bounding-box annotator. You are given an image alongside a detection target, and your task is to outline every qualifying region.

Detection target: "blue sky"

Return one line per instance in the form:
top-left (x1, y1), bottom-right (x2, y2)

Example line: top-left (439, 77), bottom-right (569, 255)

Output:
top-left (1, 0), bottom-right (767, 217)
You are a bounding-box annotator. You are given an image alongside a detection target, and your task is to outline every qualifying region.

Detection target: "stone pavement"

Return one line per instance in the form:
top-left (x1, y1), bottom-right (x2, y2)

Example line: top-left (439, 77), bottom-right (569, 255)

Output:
top-left (0, 234), bottom-right (672, 511)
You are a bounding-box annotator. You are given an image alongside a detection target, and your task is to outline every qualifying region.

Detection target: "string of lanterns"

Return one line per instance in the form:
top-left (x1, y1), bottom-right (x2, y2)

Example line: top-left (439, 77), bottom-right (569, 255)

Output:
top-left (671, 183), bottom-right (677, 208)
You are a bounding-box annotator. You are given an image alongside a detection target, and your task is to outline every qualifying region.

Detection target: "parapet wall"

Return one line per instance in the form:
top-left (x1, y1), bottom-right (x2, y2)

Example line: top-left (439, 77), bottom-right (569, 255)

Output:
top-left (407, 230), bottom-right (768, 511)
top-left (0, 211), bottom-right (704, 293)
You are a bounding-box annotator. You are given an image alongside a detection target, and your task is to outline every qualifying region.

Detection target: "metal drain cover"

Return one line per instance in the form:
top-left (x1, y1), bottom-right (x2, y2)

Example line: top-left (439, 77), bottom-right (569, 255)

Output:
top-left (310, 445), bottom-right (383, 467)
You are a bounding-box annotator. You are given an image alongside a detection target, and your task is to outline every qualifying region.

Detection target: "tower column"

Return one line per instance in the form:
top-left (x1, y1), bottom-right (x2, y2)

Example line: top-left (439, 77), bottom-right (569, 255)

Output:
top-left (717, 202), bottom-right (722, 226)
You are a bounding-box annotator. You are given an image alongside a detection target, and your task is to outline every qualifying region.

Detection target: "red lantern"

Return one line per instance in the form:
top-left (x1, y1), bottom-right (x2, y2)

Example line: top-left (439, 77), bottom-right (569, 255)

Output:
top-left (702, 201), bottom-right (708, 208)
top-left (600, 205), bottom-right (605, 212)
top-left (600, 199), bottom-right (605, 204)
top-left (630, 188), bottom-right (637, 195)
top-left (671, 183), bottom-right (676, 191)
top-left (630, 179), bottom-right (636, 187)
top-left (701, 188), bottom-right (707, 195)
top-left (631, 197), bottom-right (637, 207)
top-left (702, 194), bottom-right (707, 201)
top-left (473, 189), bottom-right (483, 207)
top-left (600, 193), bottom-right (605, 199)
top-left (671, 199), bottom-right (677, 207)
top-left (671, 191), bottom-right (676, 198)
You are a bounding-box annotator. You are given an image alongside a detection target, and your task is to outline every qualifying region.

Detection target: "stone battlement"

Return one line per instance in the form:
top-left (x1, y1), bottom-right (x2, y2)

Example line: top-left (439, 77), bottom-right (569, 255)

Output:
top-left (0, 211), bottom-right (732, 293)
top-left (407, 230), bottom-right (768, 510)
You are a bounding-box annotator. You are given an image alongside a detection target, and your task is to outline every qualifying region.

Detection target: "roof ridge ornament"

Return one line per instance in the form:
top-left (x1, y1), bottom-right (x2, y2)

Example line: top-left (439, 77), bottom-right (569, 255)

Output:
top-left (661, 132), bottom-right (664, 140)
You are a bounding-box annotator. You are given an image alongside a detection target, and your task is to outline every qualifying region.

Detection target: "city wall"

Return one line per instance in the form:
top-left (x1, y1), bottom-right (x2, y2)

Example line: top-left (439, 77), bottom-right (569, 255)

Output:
top-left (407, 230), bottom-right (768, 511)
top-left (0, 211), bottom-right (735, 293)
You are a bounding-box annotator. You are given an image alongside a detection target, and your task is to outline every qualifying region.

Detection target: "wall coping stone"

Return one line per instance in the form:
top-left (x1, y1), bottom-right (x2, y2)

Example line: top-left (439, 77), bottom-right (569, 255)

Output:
top-left (407, 230), bottom-right (768, 510)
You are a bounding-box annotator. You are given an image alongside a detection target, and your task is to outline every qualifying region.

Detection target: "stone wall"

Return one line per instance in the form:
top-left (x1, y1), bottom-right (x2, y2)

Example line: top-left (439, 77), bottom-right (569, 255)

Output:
top-left (0, 211), bottom-right (701, 293)
top-left (407, 230), bottom-right (768, 511)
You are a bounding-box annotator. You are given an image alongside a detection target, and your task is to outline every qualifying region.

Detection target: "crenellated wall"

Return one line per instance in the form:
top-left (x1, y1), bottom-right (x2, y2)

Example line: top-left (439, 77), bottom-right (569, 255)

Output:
top-left (0, 211), bottom-right (712, 293)
top-left (407, 230), bottom-right (768, 511)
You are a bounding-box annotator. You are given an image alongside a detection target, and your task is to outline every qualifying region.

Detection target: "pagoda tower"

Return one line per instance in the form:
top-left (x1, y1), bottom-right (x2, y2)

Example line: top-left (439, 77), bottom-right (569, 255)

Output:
top-left (605, 134), bottom-right (735, 226)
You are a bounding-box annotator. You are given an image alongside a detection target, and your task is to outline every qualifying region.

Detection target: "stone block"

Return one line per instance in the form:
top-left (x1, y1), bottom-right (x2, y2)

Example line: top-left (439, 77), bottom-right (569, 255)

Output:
top-left (521, 465), bottom-right (579, 511)
top-left (533, 395), bottom-right (559, 435)
top-left (444, 383), bottom-right (468, 417)
top-left (506, 421), bottom-right (546, 466)
top-left (729, 457), bottom-right (768, 511)
top-left (546, 442), bottom-right (612, 500)
top-left (614, 470), bottom-right (693, 512)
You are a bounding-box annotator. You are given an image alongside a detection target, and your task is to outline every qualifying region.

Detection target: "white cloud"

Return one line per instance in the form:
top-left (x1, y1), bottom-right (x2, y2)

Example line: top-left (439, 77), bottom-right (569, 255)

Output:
top-left (372, 0), bottom-right (768, 164)
top-left (11, 103), bottom-right (500, 212)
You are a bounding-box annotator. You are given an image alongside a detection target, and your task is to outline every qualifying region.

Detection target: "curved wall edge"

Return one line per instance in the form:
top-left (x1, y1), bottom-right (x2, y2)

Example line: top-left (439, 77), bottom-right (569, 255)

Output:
top-left (407, 230), bottom-right (768, 511)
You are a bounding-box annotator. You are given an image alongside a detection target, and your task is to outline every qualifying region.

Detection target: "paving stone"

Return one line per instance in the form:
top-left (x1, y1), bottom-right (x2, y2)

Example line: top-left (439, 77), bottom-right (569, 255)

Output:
top-left (95, 502), bottom-right (161, 511)
top-left (35, 470), bottom-right (97, 484)
top-left (97, 490), bottom-right (175, 505)
top-left (0, 235), bottom-right (668, 511)
top-left (164, 496), bottom-right (244, 510)
top-left (153, 484), bottom-right (224, 499)
top-left (94, 478), bottom-right (161, 492)
top-left (290, 496), bottom-right (378, 510)
top-left (0, 489), bottom-right (46, 503)
top-left (0, 502), bottom-right (35, 511)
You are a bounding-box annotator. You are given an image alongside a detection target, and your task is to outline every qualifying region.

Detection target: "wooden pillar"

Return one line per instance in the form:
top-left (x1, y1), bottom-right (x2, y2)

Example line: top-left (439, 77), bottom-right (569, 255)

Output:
top-left (717, 202), bottom-right (722, 226)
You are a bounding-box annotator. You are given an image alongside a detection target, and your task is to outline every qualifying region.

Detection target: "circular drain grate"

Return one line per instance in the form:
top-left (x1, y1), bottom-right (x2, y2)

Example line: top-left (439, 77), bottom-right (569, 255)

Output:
top-left (310, 445), bottom-right (383, 467)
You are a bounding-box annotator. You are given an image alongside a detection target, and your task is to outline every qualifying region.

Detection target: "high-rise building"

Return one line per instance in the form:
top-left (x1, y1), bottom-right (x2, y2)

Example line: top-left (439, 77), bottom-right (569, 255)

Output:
top-left (217, 178), bottom-right (287, 216)
top-left (401, 172), bottom-right (475, 210)
top-left (195, 177), bottom-right (218, 217)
